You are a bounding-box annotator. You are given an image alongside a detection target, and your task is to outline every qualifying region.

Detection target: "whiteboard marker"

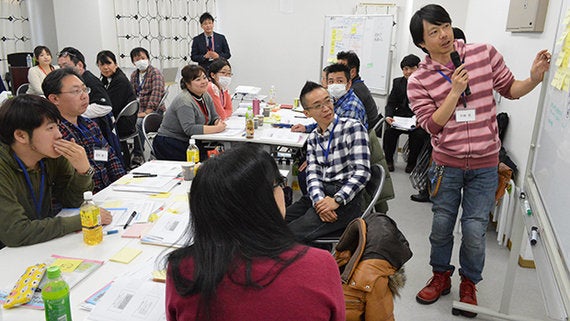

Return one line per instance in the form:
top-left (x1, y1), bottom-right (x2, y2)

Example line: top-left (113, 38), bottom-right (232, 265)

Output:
top-left (520, 192), bottom-right (532, 216)
top-left (530, 226), bottom-right (538, 246)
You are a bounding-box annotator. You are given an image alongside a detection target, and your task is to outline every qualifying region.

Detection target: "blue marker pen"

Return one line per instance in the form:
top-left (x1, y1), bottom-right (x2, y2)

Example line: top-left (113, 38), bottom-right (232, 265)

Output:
top-left (105, 229), bottom-right (119, 235)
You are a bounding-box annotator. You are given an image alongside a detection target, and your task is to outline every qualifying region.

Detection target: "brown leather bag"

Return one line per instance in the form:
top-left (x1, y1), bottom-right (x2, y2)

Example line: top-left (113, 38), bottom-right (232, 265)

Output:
top-left (495, 162), bottom-right (513, 202)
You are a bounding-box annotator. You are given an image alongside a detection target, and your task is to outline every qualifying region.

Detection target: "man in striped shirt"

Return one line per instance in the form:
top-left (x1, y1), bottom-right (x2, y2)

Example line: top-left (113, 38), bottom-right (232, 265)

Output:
top-left (407, 4), bottom-right (551, 317)
top-left (286, 81), bottom-right (371, 243)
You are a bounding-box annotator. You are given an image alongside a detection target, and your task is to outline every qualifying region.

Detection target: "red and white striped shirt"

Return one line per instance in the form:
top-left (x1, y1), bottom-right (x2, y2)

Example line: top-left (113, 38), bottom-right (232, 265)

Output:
top-left (408, 40), bottom-right (516, 169)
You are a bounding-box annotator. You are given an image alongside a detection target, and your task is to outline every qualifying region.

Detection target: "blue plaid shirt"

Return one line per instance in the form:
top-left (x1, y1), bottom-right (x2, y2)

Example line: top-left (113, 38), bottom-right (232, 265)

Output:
top-left (306, 116), bottom-right (371, 205)
top-left (305, 89), bottom-right (368, 132)
top-left (59, 117), bottom-right (126, 193)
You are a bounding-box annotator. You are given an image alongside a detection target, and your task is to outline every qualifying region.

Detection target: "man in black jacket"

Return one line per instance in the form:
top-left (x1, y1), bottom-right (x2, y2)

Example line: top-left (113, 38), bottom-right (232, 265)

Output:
top-left (383, 54), bottom-right (429, 175)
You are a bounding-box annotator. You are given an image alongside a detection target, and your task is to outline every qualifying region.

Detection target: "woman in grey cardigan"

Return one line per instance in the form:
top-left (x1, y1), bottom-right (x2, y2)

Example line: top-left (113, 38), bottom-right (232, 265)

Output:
top-left (153, 65), bottom-right (227, 160)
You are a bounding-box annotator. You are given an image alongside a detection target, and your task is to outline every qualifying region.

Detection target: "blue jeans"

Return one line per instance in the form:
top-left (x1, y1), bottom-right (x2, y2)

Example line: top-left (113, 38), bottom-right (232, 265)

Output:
top-left (428, 163), bottom-right (498, 283)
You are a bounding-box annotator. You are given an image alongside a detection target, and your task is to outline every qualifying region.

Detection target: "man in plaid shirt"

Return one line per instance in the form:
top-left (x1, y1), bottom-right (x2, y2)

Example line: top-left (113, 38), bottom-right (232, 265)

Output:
top-left (286, 81), bottom-right (371, 243)
top-left (44, 69), bottom-right (126, 193)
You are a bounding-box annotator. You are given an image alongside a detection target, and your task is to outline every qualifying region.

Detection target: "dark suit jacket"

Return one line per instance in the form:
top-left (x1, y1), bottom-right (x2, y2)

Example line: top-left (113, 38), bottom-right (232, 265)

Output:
top-left (191, 32), bottom-right (231, 71)
top-left (385, 76), bottom-right (415, 118)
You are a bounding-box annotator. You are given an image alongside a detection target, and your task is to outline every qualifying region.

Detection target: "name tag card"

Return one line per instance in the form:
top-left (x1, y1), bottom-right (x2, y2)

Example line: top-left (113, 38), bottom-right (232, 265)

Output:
top-left (456, 109), bottom-right (476, 122)
top-left (94, 148), bottom-right (109, 162)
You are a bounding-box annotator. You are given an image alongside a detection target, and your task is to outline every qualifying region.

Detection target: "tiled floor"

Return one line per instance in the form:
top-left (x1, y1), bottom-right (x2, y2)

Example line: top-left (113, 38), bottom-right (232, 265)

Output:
top-left (386, 161), bottom-right (548, 321)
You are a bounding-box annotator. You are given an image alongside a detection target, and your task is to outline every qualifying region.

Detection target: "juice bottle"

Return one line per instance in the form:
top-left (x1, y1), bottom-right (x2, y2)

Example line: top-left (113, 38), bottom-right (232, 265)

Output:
top-left (79, 191), bottom-right (102, 245)
top-left (186, 138), bottom-right (200, 163)
top-left (42, 266), bottom-right (72, 321)
top-left (245, 106), bottom-right (255, 138)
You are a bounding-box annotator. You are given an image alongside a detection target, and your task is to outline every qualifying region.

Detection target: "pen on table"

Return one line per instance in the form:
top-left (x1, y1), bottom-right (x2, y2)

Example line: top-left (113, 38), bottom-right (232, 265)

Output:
top-left (123, 211), bottom-right (137, 229)
top-left (132, 172), bottom-right (158, 177)
top-left (294, 115), bottom-right (307, 119)
top-left (105, 229), bottom-right (118, 235)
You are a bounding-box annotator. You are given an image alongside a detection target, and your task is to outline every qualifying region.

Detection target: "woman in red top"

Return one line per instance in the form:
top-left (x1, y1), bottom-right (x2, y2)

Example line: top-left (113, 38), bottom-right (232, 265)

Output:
top-left (166, 144), bottom-right (345, 321)
top-left (207, 58), bottom-right (233, 120)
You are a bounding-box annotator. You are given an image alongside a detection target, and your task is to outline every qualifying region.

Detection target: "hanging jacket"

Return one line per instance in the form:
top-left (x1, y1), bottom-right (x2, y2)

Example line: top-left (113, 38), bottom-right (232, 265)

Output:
top-left (335, 213), bottom-right (412, 321)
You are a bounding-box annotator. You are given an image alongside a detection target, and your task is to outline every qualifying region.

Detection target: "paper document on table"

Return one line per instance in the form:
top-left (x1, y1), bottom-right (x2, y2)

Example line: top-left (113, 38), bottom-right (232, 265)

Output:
top-left (112, 176), bottom-right (180, 193)
top-left (234, 85), bottom-right (261, 95)
top-left (260, 128), bottom-right (305, 143)
top-left (128, 161), bottom-right (182, 177)
top-left (141, 212), bottom-right (191, 247)
top-left (86, 278), bottom-right (166, 321)
top-left (391, 116), bottom-right (417, 131)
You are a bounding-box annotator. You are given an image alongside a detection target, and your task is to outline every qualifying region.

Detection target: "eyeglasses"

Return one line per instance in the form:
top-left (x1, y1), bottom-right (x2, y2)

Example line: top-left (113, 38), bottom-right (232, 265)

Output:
top-left (305, 96), bottom-right (333, 110)
top-left (57, 51), bottom-right (77, 59)
top-left (59, 87), bottom-right (91, 96)
top-left (273, 175), bottom-right (287, 189)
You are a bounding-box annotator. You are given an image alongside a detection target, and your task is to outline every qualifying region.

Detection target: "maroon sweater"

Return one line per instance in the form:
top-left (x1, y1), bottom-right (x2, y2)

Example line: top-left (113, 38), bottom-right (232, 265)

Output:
top-left (166, 245), bottom-right (345, 321)
top-left (408, 40), bottom-right (516, 169)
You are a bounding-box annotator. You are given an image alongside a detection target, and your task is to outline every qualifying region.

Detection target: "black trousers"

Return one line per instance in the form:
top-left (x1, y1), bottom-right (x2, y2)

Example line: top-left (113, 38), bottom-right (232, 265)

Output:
top-left (285, 182), bottom-right (362, 243)
top-left (383, 126), bottom-right (429, 166)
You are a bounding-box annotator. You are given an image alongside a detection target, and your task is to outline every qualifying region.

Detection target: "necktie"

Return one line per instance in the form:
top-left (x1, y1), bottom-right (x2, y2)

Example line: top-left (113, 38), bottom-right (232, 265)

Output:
top-left (207, 36), bottom-right (212, 50)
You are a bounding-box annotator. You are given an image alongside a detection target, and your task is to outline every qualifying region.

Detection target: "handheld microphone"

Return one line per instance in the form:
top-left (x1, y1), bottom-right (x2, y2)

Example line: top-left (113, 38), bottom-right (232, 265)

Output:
top-left (450, 51), bottom-right (471, 96)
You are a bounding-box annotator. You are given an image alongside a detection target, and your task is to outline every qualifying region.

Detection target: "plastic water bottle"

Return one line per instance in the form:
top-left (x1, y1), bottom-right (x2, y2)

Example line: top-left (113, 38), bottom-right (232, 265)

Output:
top-left (79, 191), bottom-right (102, 245)
top-left (245, 106), bottom-right (254, 138)
top-left (26, 54), bottom-right (33, 67)
top-left (42, 266), bottom-right (72, 321)
top-left (268, 85), bottom-right (276, 105)
top-left (186, 138), bottom-right (200, 163)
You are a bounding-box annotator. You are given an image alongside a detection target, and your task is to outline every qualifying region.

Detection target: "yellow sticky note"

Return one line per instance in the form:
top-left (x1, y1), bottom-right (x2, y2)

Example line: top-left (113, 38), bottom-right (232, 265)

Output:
top-left (152, 270), bottom-right (167, 283)
top-left (173, 194), bottom-right (188, 202)
top-left (150, 192), bottom-right (171, 198)
top-left (351, 25), bottom-right (357, 34)
top-left (102, 200), bottom-right (123, 208)
top-left (109, 247), bottom-right (142, 264)
top-left (51, 258), bottom-right (83, 273)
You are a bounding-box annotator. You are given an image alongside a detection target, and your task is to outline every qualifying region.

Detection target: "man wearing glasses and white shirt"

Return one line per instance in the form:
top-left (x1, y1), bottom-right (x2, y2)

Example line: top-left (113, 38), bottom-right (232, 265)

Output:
top-left (43, 68), bottom-right (126, 193)
top-left (286, 81), bottom-right (371, 243)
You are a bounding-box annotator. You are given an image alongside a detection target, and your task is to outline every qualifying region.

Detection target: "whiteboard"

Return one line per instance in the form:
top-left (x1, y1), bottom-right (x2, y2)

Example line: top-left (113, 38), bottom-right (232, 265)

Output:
top-left (322, 15), bottom-right (393, 95)
top-left (525, 0), bottom-right (570, 317)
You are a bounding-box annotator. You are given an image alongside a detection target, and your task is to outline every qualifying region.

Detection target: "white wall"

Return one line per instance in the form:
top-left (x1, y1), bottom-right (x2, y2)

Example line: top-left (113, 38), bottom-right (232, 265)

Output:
top-left (52, 0), bottom-right (118, 70)
top-left (27, 0), bottom-right (58, 52)
top-left (464, 0), bottom-right (560, 186)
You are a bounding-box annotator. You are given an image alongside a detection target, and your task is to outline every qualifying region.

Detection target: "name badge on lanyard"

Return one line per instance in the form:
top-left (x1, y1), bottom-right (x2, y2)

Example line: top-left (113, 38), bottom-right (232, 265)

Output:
top-left (78, 122), bottom-right (108, 162)
top-left (456, 109), bottom-right (476, 122)
top-left (94, 148), bottom-right (109, 162)
top-left (437, 70), bottom-right (476, 122)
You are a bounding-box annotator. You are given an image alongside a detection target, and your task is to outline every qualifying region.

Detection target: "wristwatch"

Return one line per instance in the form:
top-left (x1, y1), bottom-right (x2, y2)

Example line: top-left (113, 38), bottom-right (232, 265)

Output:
top-left (82, 167), bottom-right (95, 176)
top-left (334, 195), bottom-right (345, 206)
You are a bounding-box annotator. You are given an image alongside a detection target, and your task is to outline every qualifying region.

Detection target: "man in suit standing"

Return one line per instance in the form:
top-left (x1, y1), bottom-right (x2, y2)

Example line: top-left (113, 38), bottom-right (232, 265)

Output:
top-left (191, 12), bottom-right (231, 72)
top-left (383, 54), bottom-right (429, 175)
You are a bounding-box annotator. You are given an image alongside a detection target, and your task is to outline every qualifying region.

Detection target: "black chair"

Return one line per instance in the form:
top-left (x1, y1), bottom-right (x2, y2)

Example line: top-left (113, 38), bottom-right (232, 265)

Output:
top-left (312, 163), bottom-right (386, 250)
top-left (142, 113), bottom-right (163, 160)
top-left (116, 100), bottom-right (143, 168)
top-left (16, 83), bottom-right (29, 96)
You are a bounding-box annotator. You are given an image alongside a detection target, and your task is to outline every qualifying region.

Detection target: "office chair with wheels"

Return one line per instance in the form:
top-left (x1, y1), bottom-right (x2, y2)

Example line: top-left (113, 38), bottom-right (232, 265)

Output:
top-left (116, 100), bottom-right (143, 169)
top-left (312, 163), bottom-right (386, 249)
top-left (142, 113), bottom-right (163, 160)
top-left (16, 83), bottom-right (29, 96)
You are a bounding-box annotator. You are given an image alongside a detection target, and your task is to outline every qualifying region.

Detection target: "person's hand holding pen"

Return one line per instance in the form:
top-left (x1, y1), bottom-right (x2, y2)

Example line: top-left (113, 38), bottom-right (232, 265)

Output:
top-left (291, 124), bottom-right (306, 132)
top-left (100, 208), bottom-right (113, 225)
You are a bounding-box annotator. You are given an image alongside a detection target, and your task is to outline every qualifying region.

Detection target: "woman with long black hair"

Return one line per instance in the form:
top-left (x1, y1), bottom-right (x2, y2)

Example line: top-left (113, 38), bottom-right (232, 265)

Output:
top-left (166, 144), bottom-right (345, 321)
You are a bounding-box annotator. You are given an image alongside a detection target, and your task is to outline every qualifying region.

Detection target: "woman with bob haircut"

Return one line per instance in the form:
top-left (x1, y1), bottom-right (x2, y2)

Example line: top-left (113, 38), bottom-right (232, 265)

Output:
top-left (165, 143), bottom-right (345, 321)
top-left (153, 64), bottom-right (226, 160)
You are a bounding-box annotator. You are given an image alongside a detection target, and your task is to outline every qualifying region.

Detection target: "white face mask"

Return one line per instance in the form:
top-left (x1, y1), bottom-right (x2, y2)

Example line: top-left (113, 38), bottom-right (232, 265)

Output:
top-left (134, 59), bottom-right (149, 71)
top-left (328, 83), bottom-right (347, 99)
top-left (218, 76), bottom-right (231, 90)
